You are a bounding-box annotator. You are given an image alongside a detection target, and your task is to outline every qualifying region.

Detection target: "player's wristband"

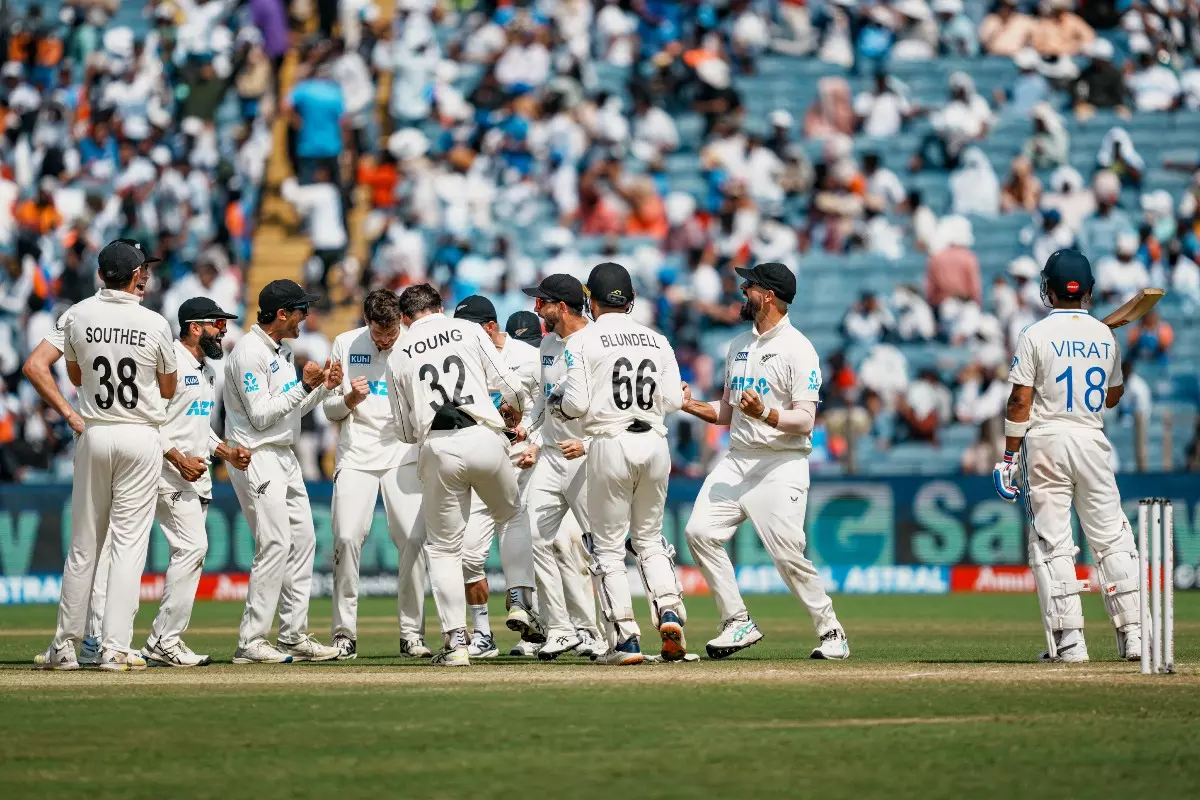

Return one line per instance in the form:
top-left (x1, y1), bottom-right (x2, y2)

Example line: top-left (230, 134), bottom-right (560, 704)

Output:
top-left (1004, 418), bottom-right (1031, 438)
top-left (758, 405), bottom-right (771, 422)
top-left (1003, 450), bottom-right (1016, 464)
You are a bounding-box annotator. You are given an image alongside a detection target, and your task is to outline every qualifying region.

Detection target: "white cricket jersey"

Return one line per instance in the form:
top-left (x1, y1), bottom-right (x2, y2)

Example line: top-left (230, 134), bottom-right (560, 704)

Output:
top-left (159, 340), bottom-right (223, 496)
top-left (534, 329), bottom-right (588, 445)
top-left (1008, 309), bottom-right (1122, 436)
top-left (559, 313), bottom-right (684, 437)
top-left (222, 324), bottom-right (330, 450)
top-left (386, 313), bottom-right (523, 444)
top-left (323, 326), bottom-right (416, 471)
top-left (496, 334), bottom-right (540, 459)
top-left (724, 317), bottom-right (822, 454)
top-left (62, 289), bottom-right (177, 427)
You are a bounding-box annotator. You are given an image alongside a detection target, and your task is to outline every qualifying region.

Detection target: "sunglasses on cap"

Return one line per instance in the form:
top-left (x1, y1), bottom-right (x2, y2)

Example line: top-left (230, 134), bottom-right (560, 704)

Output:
top-left (192, 318), bottom-right (229, 331)
top-left (287, 303), bottom-right (309, 314)
top-left (533, 297), bottom-right (559, 310)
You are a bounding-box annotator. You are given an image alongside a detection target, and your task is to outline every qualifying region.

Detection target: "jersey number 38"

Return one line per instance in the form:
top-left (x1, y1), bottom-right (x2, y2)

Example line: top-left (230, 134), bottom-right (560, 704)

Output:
top-left (93, 356), bottom-right (139, 410)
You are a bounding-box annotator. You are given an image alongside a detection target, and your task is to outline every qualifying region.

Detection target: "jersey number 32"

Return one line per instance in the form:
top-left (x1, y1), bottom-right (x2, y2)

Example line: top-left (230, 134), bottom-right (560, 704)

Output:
top-left (419, 355), bottom-right (474, 411)
top-left (612, 358), bottom-right (657, 411)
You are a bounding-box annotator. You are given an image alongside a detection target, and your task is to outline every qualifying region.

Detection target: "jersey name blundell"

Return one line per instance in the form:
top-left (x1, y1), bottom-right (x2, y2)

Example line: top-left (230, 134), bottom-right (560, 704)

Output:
top-left (85, 326), bottom-right (149, 347)
top-left (401, 328), bottom-right (463, 357)
top-left (599, 332), bottom-right (660, 349)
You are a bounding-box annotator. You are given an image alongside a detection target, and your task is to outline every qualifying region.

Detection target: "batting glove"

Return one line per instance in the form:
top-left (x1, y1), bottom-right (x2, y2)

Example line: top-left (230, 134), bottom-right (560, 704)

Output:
top-left (992, 451), bottom-right (1020, 503)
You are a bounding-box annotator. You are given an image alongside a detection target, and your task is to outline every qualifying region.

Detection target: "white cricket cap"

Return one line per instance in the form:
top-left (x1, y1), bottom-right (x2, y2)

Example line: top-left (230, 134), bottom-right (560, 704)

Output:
top-left (150, 145), bottom-right (173, 167)
top-left (1116, 231), bottom-right (1139, 254)
top-left (387, 129), bottom-right (429, 161)
top-left (769, 109), bottom-right (793, 128)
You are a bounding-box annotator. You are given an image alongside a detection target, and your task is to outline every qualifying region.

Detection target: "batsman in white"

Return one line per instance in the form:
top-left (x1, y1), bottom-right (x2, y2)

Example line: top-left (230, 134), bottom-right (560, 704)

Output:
top-left (386, 284), bottom-right (531, 666)
top-left (993, 249), bottom-right (1141, 663)
top-left (680, 263), bottom-right (849, 660)
top-left (550, 262), bottom-right (688, 665)
top-left (35, 239), bottom-right (178, 671)
top-left (140, 298), bottom-right (251, 667)
top-left (519, 278), bottom-right (605, 660)
top-left (451, 295), bottom-right (544, 660)
top-left (324, 289), bottom-right (431, 660)
top-left (224, 280), bottom-right (343, 664)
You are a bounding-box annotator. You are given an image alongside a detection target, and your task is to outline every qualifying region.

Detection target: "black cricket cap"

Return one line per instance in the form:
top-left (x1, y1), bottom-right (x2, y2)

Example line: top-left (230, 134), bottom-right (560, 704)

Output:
top-left (586, 262), bottom-right (634, 308)
top-left (454, 295), bottom-right (498, 324)
top-left (98, 238), bottom-right (160, 282)
top-left (735, 262), bottom-right (797, 304)
top-left (259, 279), bottom-right (320, 316)
top-left (178, 297), bottom-right (238, 331)
top-left (1042, 249), bottom-right (1094, 300)
top-left (506, 311), bottom-right (543, 345)
top-left (522, 273), bottom-right (586, 309)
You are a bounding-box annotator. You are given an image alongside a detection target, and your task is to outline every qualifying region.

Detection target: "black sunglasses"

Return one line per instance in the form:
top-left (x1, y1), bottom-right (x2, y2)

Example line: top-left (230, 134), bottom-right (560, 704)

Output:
top-left (288, 304), bottom-right (310, 314)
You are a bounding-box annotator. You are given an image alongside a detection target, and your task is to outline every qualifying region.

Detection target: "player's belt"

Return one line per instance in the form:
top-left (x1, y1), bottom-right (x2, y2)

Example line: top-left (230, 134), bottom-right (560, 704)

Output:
top-left (626, 420), bottom-right (652, 434)
top-left (430, 404), bottom-right (478, 431)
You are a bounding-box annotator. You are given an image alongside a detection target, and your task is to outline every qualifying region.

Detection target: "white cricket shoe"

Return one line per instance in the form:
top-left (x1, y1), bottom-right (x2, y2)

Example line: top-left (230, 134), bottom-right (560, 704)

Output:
top-left (505, 605), bottom-right (546, 643)
top-left (278, 634), bottom-right (340, 662)
top-left (333, 635), bottom-right (357, 660)
top-left (232, 639), bottom-right (293, 664)
top-left (79, 637), bottom-right (102, 667)
top-left (810, 628), bottom-right (850, 660)
top-left (1038, 643), bottom-right (1090, 663)
top-left (594, 636), bottom-right (644, 666)
top-left (468, 631), bottom-right (499, 658)
top-left (705, 617), bottom-right (764, 660)
top-left (574, 629), bottom-right (604, 658)
top-left (142, 639), bottom-right (212, 667)
top-left (431, 646), bottom-right (470, 667)
top-left (34, 642), bottom-right (79, 671)
top-left (98, 648), bottom-right (147, 672)
top-left (1119, 629), bottom-right (1142, 662)
top-left (399, 637), bottom-right (432, 658)
top-left (538, 631), bottom-right (582, 661)
top-left (509, 639), bottom-right (542, 657)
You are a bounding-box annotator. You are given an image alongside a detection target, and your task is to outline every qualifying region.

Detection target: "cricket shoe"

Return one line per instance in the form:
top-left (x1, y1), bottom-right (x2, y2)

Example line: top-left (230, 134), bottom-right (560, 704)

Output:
top-left (505, 605), bottom-right (546, 643)
top-left (705, 617), bottom-right (764, 660)
top-left (79, 636), bottom-right (101, 667)
top-left (232, 639), bottom-right (293, 664)
top-left (810, 628), bottom-right (850, 660)
top-left (333, 635), bottom-right (357, 660)
top-left (538, 631), bottom-right (582, 661)
top-left (575, 629), bottom-right (604, 658)
top-left (658, 610), bottom-right (687, 662)
top-left (1118, 629), bottom-right (1143, 662)
top-left (141, 639), bottom-right (212, 667)
top-left (33, 642), bottom-right (79, 671)
top-left (509, 639), bottom-right (542, 657)
top-left (399, 637), bottom-right (432, 658)
top-left (595, 636), bottom-right (644, 666)
top-left (1038, 642), bottom-right (1090, 663)
top-left (431, 646), bottom-right (470, 667)
top-left (468, 631), bottom-right (499, 659)
top-left (278, 634), bottom-right (340, 662)
top-left (98, 648), bottom-right (147, 672)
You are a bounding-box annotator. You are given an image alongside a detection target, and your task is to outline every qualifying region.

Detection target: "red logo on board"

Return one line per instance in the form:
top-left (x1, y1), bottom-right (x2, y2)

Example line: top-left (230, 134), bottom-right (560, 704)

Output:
top-left (1066, 281), bottom-right (1080, 293)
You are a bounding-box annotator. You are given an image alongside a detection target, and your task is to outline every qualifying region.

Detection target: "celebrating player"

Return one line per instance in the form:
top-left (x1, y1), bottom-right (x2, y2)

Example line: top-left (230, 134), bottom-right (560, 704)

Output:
top-left (35, 239), bottom-right (178, 671)
top-left (224, 280), bottom-right (342, 664)
top-left (994, 249), bottom-right (1142, 663)
top-left (680, 262), bottom-right (849, 660)
top-left (386, 284), bottom-right (532, 666)
top-left (550, 262), bottom-right (688, 665)
top-left (324, 289), bottom-right (432, 660)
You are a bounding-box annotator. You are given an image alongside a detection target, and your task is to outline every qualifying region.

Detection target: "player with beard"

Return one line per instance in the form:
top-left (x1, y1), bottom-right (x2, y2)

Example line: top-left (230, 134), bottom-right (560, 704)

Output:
top-left (679, 263), bottom-right (850, 660)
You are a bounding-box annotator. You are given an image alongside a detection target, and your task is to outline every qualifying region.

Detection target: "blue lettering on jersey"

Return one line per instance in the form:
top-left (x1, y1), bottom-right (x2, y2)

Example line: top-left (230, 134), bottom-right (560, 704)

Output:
top-left (808, 370), bottom-right (821, 392)
top-left (281, 380), bottom-right (299, 393)
top-left (730, 376), bottom-right (770, 395)
top-left (541, 355), bottom-right (555, 367)
top-left (491, 392), bottom-right (503, 408)
top-left (350, 354), bottom-right (372, 365)
top-left (243, 372), bottom-right (259, 393)
top-left (367, 380), bottom-right (387, 396)
top-left (186, 400), bottom-right (214, 417)
top-left (1051, 340), bottom-right (1110, 360)
top-left (733, 351), bottom-right (749, 362)
top-left (270, 360), bottom-right (280, 373)
top-left (1011, 355), bottom-right (1019, 370)
top-left (544, 382), bottom-right (554, 397)
top-left (564, 350), bottom-right (575, 368)
top-left (184, 375), bottom-right (200, 387)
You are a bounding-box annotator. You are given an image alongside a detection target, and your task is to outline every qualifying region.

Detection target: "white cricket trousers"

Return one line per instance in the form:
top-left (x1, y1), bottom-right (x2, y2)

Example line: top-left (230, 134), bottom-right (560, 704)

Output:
top-left (330, 464), bottom-right (427, 641)
top-left (685, 450), bottom-right (840, 636)
top-left (148, 491), bottom-right (209, 647)
top-left (53, 424), bottom-right (160, 653)
top-left (229, 444), bottom-right (317, 648)
top-left (587, 432), bottom-right (683, 643)
top-left (419, 426), bottom-right (519, 634)
top-left (527, 449), bottom-right (599, 636)
top-left (462, 461), bottom-right (534, 585)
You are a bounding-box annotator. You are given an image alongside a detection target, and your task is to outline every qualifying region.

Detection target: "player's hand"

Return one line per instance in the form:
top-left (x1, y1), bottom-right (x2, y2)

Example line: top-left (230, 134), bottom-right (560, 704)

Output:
top-left (346, 376), bottom-right (370, 408)
top-left (558, 439), bottom-right (585, 460)
top-left (324, 359), bottom-right (342, 390)
top-left (681, 381), bottom-right (692, 404)
top-left (302, 361), bottom-right (324, 389)
top-left (515, 444), bottom-right (539, 469)
top-left (510, 425), bottom-right (527, 444)
top-left (231, 447), bottom-right (252, 471)
top-left (176, 455), bottom-right (208, 482)
top-left (498, 402), bottom-right (520, 428)
top-left (992, 458), bottom-right (1020, 503)
top-left (66, 411), bottom-right (86, 436)
top-left (737, 387), bottom-right (766, 420)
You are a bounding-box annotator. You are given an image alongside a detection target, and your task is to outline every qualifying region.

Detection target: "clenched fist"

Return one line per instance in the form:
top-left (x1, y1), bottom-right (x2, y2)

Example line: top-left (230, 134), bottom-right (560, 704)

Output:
top-left (302, 361), bottom-right (324, 389)
top-left (325, 359), bottom-right (343, 389)
top-left (346, 376), bottom-right (370, 409)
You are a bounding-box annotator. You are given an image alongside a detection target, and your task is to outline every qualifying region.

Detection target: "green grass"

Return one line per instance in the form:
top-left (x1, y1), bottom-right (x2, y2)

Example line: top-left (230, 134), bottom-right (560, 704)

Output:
top-left (1, 594), bottom-right (1197, 799)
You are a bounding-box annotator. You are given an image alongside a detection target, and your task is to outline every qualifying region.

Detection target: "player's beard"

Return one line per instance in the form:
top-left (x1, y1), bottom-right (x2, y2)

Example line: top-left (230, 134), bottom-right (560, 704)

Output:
top-left (739, 297), bottom-right (760, 322)
top-left (540, 305), bottom-right (562, 334)
top-left (199, 331), bottom-right (224, 360)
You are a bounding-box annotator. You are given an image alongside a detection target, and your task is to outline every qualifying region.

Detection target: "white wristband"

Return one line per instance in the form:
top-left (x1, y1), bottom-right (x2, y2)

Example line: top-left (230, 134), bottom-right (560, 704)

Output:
top-left (1004, 417), bottom-right (1031, 437)
top-left (759, 405), bottom-right (771, 421)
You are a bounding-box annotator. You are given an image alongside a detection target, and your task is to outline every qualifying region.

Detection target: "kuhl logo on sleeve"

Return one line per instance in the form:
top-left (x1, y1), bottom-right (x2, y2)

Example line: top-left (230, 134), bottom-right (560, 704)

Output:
top-left (184, 375), bottom-right (200, 387)
top-left (349, 354), bottom-right (372, 365)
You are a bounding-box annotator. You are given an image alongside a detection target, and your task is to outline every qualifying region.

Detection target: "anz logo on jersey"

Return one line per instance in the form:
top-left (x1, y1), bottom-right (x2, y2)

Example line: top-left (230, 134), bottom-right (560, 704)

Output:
top-left (367, 380), bottom-right (387, 396)
top-left (186, 400), bottom-right (214, 417)
top-left (243, 372), bottom-right (259, 393)
top-left (808, 369), bottom-right (821, 391)
top-left (730, 376), bottom-right (770, 395)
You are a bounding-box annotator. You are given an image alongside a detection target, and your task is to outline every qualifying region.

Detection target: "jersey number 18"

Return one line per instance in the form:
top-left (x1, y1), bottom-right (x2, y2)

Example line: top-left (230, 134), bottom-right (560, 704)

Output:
top-left (1055, 366), bottom-right (1106, 413)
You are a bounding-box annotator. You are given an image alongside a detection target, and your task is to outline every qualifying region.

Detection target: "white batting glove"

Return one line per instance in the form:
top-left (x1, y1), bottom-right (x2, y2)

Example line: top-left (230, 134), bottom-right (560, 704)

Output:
top-left (992, 451), bottom-right (1020, 503)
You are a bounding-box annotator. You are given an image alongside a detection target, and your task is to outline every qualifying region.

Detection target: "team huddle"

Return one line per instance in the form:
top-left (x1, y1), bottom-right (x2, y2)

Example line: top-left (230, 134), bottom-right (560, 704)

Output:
top-left (28, 238), bottom-right (1141, 670)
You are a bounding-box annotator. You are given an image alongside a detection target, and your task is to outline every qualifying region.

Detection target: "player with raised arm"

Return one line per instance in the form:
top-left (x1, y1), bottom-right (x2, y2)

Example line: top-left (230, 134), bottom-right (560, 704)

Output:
top-left (680, 263), bottom-right (849, 660)
top-left (550, 262), bottom-right (688, 665)
top-left (386, 284), bottom-right (533, 666)
top-left (994, 249), bottom-right (1142, 663)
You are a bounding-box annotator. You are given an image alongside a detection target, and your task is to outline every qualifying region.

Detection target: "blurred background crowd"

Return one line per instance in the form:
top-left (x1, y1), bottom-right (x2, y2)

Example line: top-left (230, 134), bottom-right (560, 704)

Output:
top-left (0, 0), bottom-right (1198, 484)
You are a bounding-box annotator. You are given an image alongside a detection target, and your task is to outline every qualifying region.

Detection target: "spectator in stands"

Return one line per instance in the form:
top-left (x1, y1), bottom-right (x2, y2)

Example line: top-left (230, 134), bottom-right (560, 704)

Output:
top-left (854, 71), bottom-right (912, 139)
top-left (843, 291), bottom-right (897, 344)
top-left (935, 0), bottom-right (980, 56)
top-left (891, 0), bottom-right (940, 61)
top-left (632, 91), bottom-right (680, 159)
top-left (908, 190), bottom-right (939, 252)
top-left (1001, 155), bottom-right (1042, 213)
top-left (664, 193), bottom-right (706, 255)
top-left (282, 166), bottom-right (347, 292)
top-left (15, 178), bottom-right (62, 237)
top-left (1041, 166), bottom-right (1095, 232)
top-left (1116, 358), bottom-right (1153, 425)
top-left (955, 361), bottom-right (1008, 424)
top-left (925, 216), bottom-right (982, 307)
top-left (1027, 208), bottom-right (1076, 266)
top-left (897, 367), bottom-right (952, 443)
top-left (979, 0), bottom-right (1036, 56)
top-left (804, 77), bottom-right (856, 140)
top-left (773, 0), bottom-right (817, 56)
top-left (1001, 48), bottom-right (1052, 118)
top-left (961, 419), bottom-right (1005, 474)
top-left (862, 152), bottom-right (907, 211)
top-left (950, 148), bottom-right (1001, 216)
top-left (287, 62), bottom-right (346, 184)
top-left (1096, 232), bottom-right (1151, 302)
top-left (1127, 309), bottom-right (1174, 364)
top-left (1023, 103), bottom-right (1069, 168)
top-left (1031, 0), bottom-right (1095, 57)
top-left (1072, 38), bottom-right (1126, 119)
top-left (1127, 43), bottom-right (1181, 112)
top-left (911, 72), bottom-right (992, 170)
top-left (1157, 239), bottom-right (1200, 310)
top-left (692, 58), bottom-right (740, 137)
top-left (1080, 171), bottom-right (1135, 258)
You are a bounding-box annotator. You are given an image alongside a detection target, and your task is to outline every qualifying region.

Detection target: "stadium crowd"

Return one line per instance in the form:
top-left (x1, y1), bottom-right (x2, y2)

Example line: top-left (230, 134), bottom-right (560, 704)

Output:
top-left (2, 0), bottom-right (1200, 483)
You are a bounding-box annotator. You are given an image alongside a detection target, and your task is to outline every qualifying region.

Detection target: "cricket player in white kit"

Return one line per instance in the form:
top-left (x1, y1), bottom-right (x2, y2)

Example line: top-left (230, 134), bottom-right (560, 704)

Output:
top-left (324, 289), bottom-right (431, 660)
top-left (35, 239), bottom-right (178, 671)
top-left (519, 279), bottom-right (605, 660)
top-left (680, 263), bottom-right (849, 660)
top-left (551, 262), bottom-right (688, 665)
top-left (141, 297), bottom-right (251, 667)
top-left (224, 280), bottom-right (343, 664)
top-left (451, 295), bottom-right (544, 659)
top-left (994, 249), bottom-right (1141, 663)
top-left (388, 284), bottom-right (533, 666)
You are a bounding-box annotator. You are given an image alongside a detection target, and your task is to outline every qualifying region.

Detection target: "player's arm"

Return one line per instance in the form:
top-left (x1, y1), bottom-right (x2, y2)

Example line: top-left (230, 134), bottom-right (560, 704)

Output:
top-left (558, 342), bottom-right (591, 420)
top-left (995, 329), bottom-right (1038, 502)
top-left (1105, 336), bottom-right (1124, 408)
top-left (386, 361), bottom-right (418, 444)
top-left (231, 347), bottom-right (319, 431)
top-left (321, 337), bottom-right (353, 421)
top-left (660, 342), bottom-right (685, 414)
top-left (22, 340), bottom-right (85, 434)
top-left (681, 383), bottom-right (734, 426)
top-left (298, 358), bottom-right (338, 416)
top-left (475, 329), bottom-right (521, 412)
top-left (156, 321), bottom-right (179, 399)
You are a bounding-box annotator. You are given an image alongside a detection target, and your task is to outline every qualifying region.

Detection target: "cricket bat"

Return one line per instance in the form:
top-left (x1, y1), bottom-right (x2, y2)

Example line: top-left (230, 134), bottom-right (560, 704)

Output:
top-left (1102, 288), bottom-right (1166, 329)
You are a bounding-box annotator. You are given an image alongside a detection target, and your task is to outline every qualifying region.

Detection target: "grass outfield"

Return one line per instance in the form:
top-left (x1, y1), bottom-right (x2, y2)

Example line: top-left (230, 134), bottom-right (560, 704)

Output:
top-left (1, 593), bottom-right (1197, 799)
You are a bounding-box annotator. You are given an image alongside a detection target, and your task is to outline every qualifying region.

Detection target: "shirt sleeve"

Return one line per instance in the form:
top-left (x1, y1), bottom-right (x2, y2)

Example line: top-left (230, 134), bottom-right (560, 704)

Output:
top-left (322, 336), bottom-right (352, 421)
top-left (387, 359), bottom-right (417, 444)
top-left (1008, 328), bottom-right (1038, 386)
top-left (659, 339), bottom-right (685, 414)
top-left (476, 328), bottom-right (521, 412)
top-left (208, 428), bottom-right (223, 456)
top-left (44, 310), bottom-right (68, 353)
top-left (230, 343), bottom-right (311, 431)
top-left (559, 338), bottom-right (591, 420)
top-left (62, 316), bottom-right (78, 362)
top-left (789, 340), bottom-right (823, 404)
top-left (1108, 337), bottom-right (1123, 387)
top-left (157, 321), bottom-right (178, 374)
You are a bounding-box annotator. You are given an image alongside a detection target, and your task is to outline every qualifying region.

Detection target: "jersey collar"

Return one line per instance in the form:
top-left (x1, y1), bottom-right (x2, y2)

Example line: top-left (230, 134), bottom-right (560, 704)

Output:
top-left (97, 288), bottom-right (141, 305)
top-left (1049, 309), bottom-right (1090, 315)
top-left (175, 339), bottom-right (202, 370)
top-left (250, 324), bottom-right (282, 352)
top-left (752, 315), bottom-right (792, 341)
top-left (408, 312), bottom-right (444, 331)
